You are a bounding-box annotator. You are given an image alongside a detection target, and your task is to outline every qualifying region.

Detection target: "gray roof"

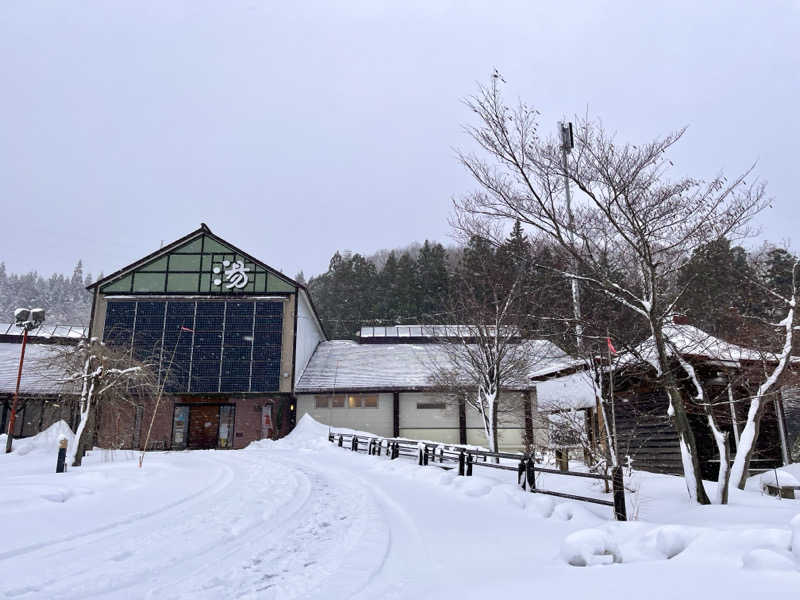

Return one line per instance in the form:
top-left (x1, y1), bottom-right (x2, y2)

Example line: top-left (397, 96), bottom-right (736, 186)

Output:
top-left (0, 323), bottom-right (88, 340)
top-left (295, 339), bottom-right (568, 393)
top-left (0, 343), bottom-right (77, 396)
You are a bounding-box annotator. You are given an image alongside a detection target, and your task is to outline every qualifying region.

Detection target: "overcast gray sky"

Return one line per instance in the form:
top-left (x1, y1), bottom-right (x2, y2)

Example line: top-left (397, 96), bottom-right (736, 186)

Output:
top-left (1, 1), bottom-right (798, 281)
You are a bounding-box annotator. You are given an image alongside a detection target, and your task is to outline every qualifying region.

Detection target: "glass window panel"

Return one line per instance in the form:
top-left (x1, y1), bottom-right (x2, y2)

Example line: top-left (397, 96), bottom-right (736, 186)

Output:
top-left (139, 256), bottom-right (168, 271)
top-left (218, 405), bottom-right (235, 448)
top-left (161, 302), bottom-right (194, 392)
top-left (171, 406), bottom-right (190, 449)
top-left (348, 395), bottom-right (361, 408)
top-left (167, 273), bottom-right (199, 292)
top-left (251, 362), bottom-right (280, 392)
top-left (363, 395), bottom-right (378, 408)
top-left (132, 301), bottom-right (165, 363)
top-left (315, 396), bottom-right (329, 409)
top-left (103, 301), bottom-right (136, 346)
top-left (168, 254), bottom-right (201, 271)
top-left (175, 238), bottom-right (202, 253)
top-left (133, 272), bottom-right (166, 293)
top-left (101, 274), bottom-right (133, 293)
top-left (331, 395), bottom-right (345, 408)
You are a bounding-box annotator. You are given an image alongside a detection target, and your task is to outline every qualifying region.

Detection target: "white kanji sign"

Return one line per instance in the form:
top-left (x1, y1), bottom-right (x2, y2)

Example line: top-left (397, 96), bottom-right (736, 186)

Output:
top-left (212, 259), bottom-right (250, 289)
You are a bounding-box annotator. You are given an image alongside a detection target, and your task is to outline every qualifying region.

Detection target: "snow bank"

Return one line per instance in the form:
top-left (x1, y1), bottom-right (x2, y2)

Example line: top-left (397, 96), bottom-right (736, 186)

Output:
top-left (758, 469), bottom-right (800, 492)
top-left (654, 525), bottom-right (697, 558)
top-left (792, 514), bottom-right (800, 562)
top-left (561, 529), bottom-right (622, 566)
top-left (742, 548), bottom-right (797, 572)
top-left (9, 420), bottom-right (74, 456)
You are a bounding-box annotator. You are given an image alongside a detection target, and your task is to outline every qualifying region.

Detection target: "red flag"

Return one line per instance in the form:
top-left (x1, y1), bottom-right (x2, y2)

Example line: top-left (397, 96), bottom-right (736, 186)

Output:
top-left (606, 337), bottom-right (617, 355)
top-left (180, 326), bottom-right (194, 333)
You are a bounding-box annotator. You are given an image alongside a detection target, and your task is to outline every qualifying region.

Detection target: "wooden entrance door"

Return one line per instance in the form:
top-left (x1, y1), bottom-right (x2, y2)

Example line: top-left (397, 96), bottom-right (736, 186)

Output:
top-left (188, 405), bottom-right (220, 449)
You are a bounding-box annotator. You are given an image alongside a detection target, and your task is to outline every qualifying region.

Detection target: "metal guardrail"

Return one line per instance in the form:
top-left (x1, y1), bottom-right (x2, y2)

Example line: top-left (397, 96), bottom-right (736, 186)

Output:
top-left (328, 431), bottom-right (627, 521)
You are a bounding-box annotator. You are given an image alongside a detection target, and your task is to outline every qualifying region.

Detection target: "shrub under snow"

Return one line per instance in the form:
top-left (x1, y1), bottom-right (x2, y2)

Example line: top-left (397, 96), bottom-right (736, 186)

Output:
top-left (561, 529), bottom-right (622, 567)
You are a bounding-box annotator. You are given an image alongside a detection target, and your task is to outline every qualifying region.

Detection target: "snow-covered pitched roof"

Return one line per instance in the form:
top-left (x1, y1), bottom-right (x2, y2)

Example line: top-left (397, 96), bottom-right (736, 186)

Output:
top-left (535, 370), bottom-right (597, 411)
top-left (619, 323), bottom-right (767, 367)
top-left (0, 343), bottom-right (77, 395)
top-left (0, 323), bottom-right (87, 340)
top-left (295, 339), bottom-right (566, 393)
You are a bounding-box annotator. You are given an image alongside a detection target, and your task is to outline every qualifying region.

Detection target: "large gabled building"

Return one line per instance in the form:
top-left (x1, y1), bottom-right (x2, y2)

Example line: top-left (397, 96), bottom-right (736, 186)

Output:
top-left (87, 224), bottom-right (326, 450)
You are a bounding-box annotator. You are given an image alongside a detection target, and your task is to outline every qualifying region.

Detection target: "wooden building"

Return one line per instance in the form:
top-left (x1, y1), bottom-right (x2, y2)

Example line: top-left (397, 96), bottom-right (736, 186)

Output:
top-left (610, 322), bottom-right (793, 478)
top-left (0, 324), bottom-right (85, 438)
top-left (85, 224), bottom-right (326, 450)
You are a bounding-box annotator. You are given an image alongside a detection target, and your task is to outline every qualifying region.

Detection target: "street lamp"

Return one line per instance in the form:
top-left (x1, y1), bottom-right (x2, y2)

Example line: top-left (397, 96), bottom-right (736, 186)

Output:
top-left (4, 308), bottom-right (45, 453)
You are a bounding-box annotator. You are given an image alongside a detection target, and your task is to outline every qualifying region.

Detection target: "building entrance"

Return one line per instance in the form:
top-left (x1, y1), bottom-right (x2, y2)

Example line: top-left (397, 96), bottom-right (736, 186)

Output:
top-left (172, 403), bottom-right (236, 450)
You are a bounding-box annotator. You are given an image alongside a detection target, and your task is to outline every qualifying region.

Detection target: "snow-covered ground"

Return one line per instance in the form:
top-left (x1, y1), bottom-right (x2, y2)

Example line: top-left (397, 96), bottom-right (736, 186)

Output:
top-left (1, 417), bottom-right (799, 599)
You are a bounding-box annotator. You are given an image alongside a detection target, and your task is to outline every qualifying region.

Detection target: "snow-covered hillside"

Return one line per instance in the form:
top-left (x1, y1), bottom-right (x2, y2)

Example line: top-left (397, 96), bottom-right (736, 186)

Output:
top-left (0, 417), bottom-right (798, 599)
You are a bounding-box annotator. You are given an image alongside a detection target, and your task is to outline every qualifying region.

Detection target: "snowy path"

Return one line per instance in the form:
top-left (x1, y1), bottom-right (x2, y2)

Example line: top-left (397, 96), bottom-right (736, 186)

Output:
top-left (2, 420), bottom-right (800, 599)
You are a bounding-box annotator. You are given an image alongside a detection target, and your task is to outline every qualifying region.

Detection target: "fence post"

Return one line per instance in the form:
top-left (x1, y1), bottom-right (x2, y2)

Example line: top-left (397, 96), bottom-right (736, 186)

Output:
top-left (56, 437), bottom-right (68, 473)
top-left (328, 432), bottom-right (334, 443)
top-left (352, 435), bottom-right (358, 452)
top-left (526, 457), bottom-right (536, 492)
top-left (423, 445), bottom-right (429, 466)
top-left (612, 466), bottom-right (627, 521)
top-left (392, 442), bottom-right (399, 460)
top-left (338, 434), bottom-right (343, 447)
top-left (466, 452), bottom-right (473, 476)
top-left (418, 445), bottom-right (424, 466)
top-left (458, 451), bottom-right (465, 476)
top-left (517, 458), bottom-right (527, 490)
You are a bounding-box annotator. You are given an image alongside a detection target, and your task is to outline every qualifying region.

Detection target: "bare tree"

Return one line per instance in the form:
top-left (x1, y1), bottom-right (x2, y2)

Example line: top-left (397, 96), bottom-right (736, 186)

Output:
top-left (453, 76), bottom-right (768, 504)
top-left (727, 255), bottom-right (799, 488)
top-left (49, 338), bottom-right (157, 466)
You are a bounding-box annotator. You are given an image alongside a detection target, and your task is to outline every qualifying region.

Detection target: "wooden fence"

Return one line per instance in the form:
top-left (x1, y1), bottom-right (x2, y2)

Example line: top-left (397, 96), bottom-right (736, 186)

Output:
top-left (328, 431), bottom-right (627, 521)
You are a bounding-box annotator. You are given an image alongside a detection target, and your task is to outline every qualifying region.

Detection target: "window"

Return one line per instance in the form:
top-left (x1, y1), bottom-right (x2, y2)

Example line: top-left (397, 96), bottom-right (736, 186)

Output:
top-left (103, 299), bottom-right (283, 393)
top-left (417, 402), bottom-right (446, 410)
top-left (315, 396), bottom-right (329, 409)
top-left (331, 395), bottom-right (345, 408)
top-left (348, 394), bottom-right (377, 408)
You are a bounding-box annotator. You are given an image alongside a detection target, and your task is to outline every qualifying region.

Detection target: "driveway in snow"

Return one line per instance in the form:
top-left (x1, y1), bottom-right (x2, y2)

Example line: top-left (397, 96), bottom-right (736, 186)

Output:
top-left (1, 419), bottom-right (799, 599)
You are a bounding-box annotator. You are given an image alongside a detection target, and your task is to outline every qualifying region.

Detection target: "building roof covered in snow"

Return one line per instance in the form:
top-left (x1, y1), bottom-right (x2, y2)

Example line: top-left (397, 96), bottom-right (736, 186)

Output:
top-left (534, 370), bottom-right (597, 411)
top-left (618, 323), bottom-right (773, 368)
top-left (295, 339), bottom-right (569, 393)
top-left (0, 342), bottom-right (77, 395)
top-left (0, 323), bottom-right (87, 344)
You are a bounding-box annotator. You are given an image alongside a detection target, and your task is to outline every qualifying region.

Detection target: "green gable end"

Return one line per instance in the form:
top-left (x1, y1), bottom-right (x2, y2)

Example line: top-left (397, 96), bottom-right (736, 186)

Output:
top-left (98, 232), bottom-right (297, 296)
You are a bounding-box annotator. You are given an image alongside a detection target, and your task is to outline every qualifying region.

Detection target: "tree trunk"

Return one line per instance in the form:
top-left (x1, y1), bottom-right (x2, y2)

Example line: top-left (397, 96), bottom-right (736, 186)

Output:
top-left (72, 401), bottom-right (96, 467)
top-left (652, 327), bottom-right (711, 504)
top-left (731, 401), bottom-right (767, 489)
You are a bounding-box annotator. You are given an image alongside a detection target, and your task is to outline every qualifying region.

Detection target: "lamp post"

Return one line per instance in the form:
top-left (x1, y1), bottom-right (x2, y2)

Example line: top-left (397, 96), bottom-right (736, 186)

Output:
top-left (4, 308), bottom-right (45, 453)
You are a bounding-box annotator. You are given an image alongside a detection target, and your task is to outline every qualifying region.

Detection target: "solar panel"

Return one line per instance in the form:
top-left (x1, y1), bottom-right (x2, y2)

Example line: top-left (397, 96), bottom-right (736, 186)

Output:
top-left (103, 299), bottom-right (283, 393)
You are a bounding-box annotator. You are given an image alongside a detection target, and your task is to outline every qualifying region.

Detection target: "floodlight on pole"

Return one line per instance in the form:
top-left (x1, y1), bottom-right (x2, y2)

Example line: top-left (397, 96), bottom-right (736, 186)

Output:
top-left (5, 308), bottom-right (45, 453)
top-left (558, 121), bottom-right (582, 352)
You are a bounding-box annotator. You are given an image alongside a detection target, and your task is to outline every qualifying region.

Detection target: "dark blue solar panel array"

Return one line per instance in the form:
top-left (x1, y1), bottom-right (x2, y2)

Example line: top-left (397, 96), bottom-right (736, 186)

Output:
top-left (103, 300), bottom-right (283, 393)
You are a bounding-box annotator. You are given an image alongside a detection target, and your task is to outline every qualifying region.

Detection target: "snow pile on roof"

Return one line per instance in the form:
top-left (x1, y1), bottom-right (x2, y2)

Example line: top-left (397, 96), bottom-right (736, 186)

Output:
top-left (0, 343), bottom-right (76, 395)
top-left (536, 371), bottom-right (597, 411)
top-left (620, 323), bottom-right (767, 367)
top-left (296, 339), bottom-right (566, 393)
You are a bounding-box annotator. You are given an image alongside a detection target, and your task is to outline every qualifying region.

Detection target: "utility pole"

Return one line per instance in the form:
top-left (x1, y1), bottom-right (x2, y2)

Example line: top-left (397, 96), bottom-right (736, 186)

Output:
top-left (559, 121), bottom-right (583, 352)
top-left (5, 308), bottom-right (45, 453)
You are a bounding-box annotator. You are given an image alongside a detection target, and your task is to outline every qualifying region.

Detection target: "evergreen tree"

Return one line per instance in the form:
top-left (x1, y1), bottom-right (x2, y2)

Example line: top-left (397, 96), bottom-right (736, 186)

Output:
top-left (416, 241), bottom-right (449, 321)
